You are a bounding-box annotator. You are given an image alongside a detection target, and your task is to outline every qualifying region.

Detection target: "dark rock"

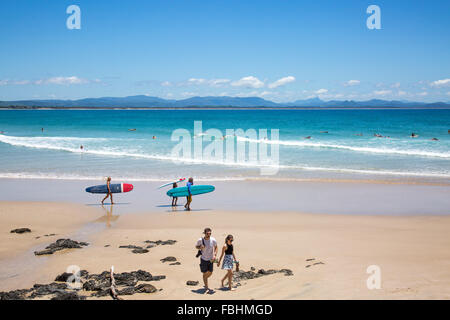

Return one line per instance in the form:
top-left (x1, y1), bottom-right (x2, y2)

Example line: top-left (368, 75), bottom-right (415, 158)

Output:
top-left (160, 256), bottom-right (177, 263)
top-left (306, 258), bottom-right (315, 261)
top-left (144, 240), bottom-right (177, 246)
top-left (10, 228), bottom-right (31, 234)
top-left (80, 270), bottom-right (89, 278)
top-left (34, 239), bottom-right (89, 256)
top-left (313, 262), bottom-right (325, 265)
top-left (55, 269), bottom-right (89, 282)
top-left (135, 284), bottom-right (157, 293)
top-left (233, 267), bottom-right (294, 283)
top-left (117, 286), bottom-right (135, 295)
top-left (119, 245), bottom-right (143, 249)
top-left (131, 270), bottom-right (153, 281)
top-left (0, 289), bottom-right (31, 300)
top-left (150, 275), bottom-right (166, 281)
top-left (82, 279), bottom-right (109, 292)
top-left (104, 245), bottom-right (110, 247)
top-left (30, 283), bottom-right (67, 298)
top-left (186, 281), bottom-right (199, 286)
top-left (279, 269), bottom-right (294, 276)
top-left (169, 262), bottom-right (181, 265)
top-left (113, 272), bottom-right (137, 287)
top-left (90, 289), bottom-right (110, 297)
top-left (51, 291), bottom-right (85, 300)
top-left (131, 248), bottom-right (149, 254)
top-left (54, 272), bottom-right (72, 282)
top-left (257, 269), bottom-right (277, 275)
top-left (146, 244), bottom-right (156, 248)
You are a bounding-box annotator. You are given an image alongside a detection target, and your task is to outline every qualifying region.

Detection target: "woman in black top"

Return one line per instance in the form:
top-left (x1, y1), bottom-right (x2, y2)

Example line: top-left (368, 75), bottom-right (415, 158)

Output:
top-left (217, 234), bottom-right (238, 291)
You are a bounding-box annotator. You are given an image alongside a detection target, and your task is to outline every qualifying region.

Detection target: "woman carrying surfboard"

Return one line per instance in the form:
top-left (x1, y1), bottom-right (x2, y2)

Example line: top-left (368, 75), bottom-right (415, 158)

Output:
top-left (101, 177), bottom-right (114, 205)
top-left (184, 177), bottom-right (194, 211)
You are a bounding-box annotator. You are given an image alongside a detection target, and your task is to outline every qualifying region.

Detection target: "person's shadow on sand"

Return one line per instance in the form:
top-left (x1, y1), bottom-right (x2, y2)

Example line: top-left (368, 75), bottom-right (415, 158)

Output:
top-left (191, 288), bottom-right (215, 295)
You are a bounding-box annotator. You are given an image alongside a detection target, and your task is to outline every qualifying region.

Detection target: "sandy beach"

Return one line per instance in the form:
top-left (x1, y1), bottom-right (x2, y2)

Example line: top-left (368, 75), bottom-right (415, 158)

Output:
top-left (1, 180), bottom-right (450, 299)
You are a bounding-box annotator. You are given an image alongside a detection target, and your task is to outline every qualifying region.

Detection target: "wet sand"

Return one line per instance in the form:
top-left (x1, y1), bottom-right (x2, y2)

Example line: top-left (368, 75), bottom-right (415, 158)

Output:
top-left (1, 200), bottom-right (450, 299)
top-left (1, 178), bottom-right (450, 215)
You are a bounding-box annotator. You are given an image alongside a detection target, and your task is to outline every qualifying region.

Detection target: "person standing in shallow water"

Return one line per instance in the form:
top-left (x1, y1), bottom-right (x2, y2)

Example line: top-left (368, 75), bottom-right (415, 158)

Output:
top-left (171, 182), bottom-right (178, 207)
top-left (101, 177), bottom-right (114, 205)
top-left (185, 177), bottom-right (193, 211)
top-left (217, 235), bottom-right (238, 291)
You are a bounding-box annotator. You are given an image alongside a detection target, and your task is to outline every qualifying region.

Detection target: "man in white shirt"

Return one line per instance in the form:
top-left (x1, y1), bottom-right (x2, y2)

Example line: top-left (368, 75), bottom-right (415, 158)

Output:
top-left (195, 227), bottom-right (218, 293)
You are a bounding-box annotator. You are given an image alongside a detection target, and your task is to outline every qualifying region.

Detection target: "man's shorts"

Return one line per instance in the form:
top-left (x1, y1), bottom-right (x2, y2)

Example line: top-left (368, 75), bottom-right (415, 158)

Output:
top-left (200, 258), bottom-right (213, 273)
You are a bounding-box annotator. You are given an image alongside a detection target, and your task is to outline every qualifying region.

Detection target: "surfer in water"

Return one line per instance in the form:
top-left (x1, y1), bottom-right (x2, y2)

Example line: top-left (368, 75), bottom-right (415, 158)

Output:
top-left (185, 177), bottom-right (194, 211)
top-left (101, 177), bottom-right (114, 205)
top-left (171, 182), bottom-right (178, 207)
top-left (217, 234), bottom-right (238, 291)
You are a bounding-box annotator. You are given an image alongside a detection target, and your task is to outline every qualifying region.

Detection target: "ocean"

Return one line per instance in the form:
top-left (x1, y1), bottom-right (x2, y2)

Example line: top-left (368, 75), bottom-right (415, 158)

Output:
top-left (0, 109), bottom-right (449, 183)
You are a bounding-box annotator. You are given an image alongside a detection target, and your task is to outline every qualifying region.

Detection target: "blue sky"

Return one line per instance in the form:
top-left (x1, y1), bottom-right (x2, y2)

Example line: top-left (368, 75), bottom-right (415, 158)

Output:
top-left (0, 0), bottom-right (449, 102)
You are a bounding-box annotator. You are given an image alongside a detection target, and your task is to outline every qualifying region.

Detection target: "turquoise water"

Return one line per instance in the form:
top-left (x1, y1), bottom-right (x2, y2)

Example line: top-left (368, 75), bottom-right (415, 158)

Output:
top-left (0, 109), bottom-right (449, 182)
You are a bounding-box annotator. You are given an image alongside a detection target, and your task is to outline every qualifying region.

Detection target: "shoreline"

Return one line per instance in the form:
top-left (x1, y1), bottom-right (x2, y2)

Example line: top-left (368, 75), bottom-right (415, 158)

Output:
top-left (1, 201), bottom-right (450, 299)
top-left (2, 107), bottom-right (450, 110)
top-left (0, 178), bottom-right (449, 215)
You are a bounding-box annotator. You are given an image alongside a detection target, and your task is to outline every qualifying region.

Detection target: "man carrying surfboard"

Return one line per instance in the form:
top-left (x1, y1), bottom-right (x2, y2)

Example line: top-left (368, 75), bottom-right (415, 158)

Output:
top-left (101, 177), bottom-right (114, 205)
top-left (184, 177), bottom-right (194, 211)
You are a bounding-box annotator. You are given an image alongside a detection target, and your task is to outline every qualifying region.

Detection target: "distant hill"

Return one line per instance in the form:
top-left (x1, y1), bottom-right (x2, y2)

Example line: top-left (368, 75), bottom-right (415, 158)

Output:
top-left (0, 95), bottom-right (449, 109)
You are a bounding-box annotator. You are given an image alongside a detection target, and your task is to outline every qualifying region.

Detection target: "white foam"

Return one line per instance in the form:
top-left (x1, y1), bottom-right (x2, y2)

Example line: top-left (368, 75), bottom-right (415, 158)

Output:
top-left (236, 136), bottom-right (450, 159)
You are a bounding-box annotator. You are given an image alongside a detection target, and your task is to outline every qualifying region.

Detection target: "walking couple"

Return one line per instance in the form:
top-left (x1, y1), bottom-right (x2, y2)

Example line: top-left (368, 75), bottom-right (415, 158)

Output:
top-left (195, 227), bottom-right (238, 293)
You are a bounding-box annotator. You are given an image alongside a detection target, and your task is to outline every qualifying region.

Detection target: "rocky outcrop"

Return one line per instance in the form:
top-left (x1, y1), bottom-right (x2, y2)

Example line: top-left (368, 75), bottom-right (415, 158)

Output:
top-left (144, 240), bottom-right (177, 246)
top-left (10, 228), bottom-right (31, 234)
top-left (0, 268), bottom-right (165, 300)
top-left (233, 268), bottom-right (293, 283)
top-left (160, 256), bottom-right (177, 263)
top-left (34, 239), bottom-right (88, 256)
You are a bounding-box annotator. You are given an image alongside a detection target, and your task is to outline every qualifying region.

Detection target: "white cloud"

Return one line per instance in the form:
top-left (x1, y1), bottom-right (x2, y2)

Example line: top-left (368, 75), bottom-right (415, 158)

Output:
top-left (268, 76), bottom-right (295, 89)
top-left (344, 80), bottom-right (360, 87)
top-left (209, 79), bottom-right (231, 86)
top-left (187, 78), bottom-right (206, 85)
top-left (314, 88), bottom-right (328, 95)
top-left (430, 79), bottom-right (450, 87)
top-left (36, 76), bottom-right (88, 85)
top-left (373, 90), bottom-right (392, 96)
top-left (391, 82), bottom-right (401, 88)
top-left (417, 91), bottom-right (428, 96)
top-left (185, 78), bottom-right (230, 87)
top-left (161, 81), bottom-right (171, 87)
top-left (0, 76), bottom-right (93, 86)
top-left (231, 76), bottom-right (265, 88)
top-left (398, 91), bottom-right (407, 96)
